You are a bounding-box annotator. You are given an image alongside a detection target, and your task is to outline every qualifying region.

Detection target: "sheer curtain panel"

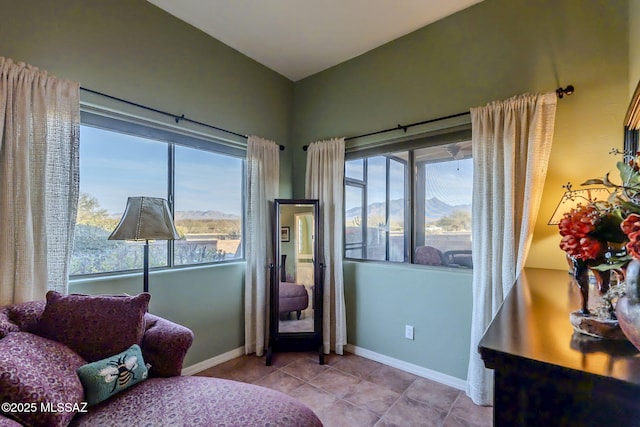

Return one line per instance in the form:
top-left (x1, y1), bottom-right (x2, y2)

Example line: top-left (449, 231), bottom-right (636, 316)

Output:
top-left (305, 138), bottom-right (347, 355)
top-left (466, 93), bottom-right (557, 405)
top-left (244, 136), bottom-right (280, 356)
top-left (0, 57), bottom-right (80, 305)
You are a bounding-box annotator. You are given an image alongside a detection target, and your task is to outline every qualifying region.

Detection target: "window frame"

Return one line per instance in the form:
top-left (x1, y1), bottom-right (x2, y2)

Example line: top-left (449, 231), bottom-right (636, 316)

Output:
top-left (343, 125), bottom-right (472, 266)
top-left (345, 153), bottom-right (410, 262)
top-left (71, 110), bottom-right (246, 278)
top-left (344, 173), bottom-right (366, 258)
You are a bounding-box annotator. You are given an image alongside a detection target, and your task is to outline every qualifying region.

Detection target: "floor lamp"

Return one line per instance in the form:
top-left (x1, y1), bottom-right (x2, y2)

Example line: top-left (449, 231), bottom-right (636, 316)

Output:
top-left (109, 196), bottom-right (180, 293)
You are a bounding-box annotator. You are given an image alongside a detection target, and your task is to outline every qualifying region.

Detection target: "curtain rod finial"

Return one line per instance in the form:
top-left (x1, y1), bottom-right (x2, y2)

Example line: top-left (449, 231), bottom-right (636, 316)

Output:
top-left (556, 85), bottom-right (575, 99)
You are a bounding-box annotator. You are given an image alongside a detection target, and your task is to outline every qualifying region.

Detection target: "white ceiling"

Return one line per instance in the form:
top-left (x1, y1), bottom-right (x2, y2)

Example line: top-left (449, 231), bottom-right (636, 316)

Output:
top-left (147, 0), bottom-right (484, 81)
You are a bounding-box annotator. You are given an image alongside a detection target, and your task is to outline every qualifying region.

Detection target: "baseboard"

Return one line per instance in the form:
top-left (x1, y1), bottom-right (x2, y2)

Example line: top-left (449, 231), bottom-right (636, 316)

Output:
top-left (181, 344), bottom-right (467, 391)
top-left (344, 344), bottom-right (467, 391)
top-left (181, 346), bottom-right (245, 376)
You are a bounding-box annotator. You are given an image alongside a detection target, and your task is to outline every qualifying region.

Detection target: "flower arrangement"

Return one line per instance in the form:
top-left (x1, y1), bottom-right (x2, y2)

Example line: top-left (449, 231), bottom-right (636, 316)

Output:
top-left (561, 149), bottom-right (640, 346)
top-left (557, 149), bottom-right (640, 330)
top-left (559, 149), bottom-right (640, 271)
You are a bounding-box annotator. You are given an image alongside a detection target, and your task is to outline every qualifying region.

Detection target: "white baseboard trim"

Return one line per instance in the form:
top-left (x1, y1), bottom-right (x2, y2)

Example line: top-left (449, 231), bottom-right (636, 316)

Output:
top-left (181, 346), bottom-right (245, 376)
top-left (181, 344), bottom-right (467, 391)
top-left (344, 344), bottom-right (467, 391)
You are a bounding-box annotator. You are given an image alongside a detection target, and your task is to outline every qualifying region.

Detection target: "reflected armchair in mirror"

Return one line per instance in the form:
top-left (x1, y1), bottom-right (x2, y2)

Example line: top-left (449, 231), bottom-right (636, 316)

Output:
top-left (279, 255), bottom-right (309, 320)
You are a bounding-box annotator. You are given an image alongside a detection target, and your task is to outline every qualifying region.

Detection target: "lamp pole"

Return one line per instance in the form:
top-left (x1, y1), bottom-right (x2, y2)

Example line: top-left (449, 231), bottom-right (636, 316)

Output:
top-left (143, 240), bottom-right (150, 293)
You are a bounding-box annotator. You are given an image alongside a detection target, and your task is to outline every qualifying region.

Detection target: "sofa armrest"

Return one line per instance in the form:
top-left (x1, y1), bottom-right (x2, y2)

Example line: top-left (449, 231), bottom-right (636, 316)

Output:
top-left (141, 313), bottom-right (194, 377)
top-left (0, 300), bottom-right (45, 338)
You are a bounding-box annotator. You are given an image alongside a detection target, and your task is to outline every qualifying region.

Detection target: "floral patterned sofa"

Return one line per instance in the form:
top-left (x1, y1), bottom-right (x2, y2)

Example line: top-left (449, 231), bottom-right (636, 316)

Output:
top-left (0, 292), bottom-right (322, 427)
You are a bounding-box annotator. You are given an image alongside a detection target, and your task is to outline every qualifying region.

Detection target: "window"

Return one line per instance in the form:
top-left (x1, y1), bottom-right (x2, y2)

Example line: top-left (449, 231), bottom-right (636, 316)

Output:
top-left (344, 131), bottom-right (473, 268)
top-left (173, 146), bottom-right (243, 265)
top-left (414, 143), bottom-right (473, 267)
top-left (71, 126), bottom-right (169, 275)
top-left (345, 153), bottom-right (408, 261)
top-left (70, 112), bottom-right (244, 276)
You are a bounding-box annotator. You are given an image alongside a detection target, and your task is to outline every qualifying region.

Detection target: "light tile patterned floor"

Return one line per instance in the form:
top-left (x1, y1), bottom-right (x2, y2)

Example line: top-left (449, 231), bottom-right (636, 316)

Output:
top-left (196, 351), bottom-right (492, 427)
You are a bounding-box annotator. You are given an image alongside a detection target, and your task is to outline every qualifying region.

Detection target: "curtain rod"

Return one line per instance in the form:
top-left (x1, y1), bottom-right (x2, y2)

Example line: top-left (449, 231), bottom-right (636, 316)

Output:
top-left (80, 87), bottom-right (286, 151)
top-left (302, 85), bottom-right (575, 151)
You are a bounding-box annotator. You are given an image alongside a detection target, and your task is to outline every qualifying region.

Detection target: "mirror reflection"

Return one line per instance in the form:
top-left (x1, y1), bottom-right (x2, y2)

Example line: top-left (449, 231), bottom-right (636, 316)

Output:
top-left (278, 204), bottom-right (315, 333)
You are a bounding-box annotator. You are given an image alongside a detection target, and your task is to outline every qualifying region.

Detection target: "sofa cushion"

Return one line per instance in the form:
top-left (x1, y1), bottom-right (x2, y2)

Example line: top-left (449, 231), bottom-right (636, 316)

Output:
top-left (77, 344), bottom-right (149, 406)
top-left (0, 416), bottom-right (23, 427)
top-left (69, 376), bottom-right (323, 427)
top-left (38, 291), bottom-right (151, 362)
top-left (0, 332), bottom-right (86, 427)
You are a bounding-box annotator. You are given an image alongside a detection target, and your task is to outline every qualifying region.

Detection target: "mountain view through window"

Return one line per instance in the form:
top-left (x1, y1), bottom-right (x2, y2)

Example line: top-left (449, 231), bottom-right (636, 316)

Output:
top-left (345, 139), bottom-right (473, 267)
top-left (71, 123), bottom-right (243, 276)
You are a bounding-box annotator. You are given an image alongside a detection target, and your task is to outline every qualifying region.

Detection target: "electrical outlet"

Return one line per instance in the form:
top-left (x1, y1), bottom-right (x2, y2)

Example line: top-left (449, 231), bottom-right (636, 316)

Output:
top-left (405, 325), bottom-right (414, 340)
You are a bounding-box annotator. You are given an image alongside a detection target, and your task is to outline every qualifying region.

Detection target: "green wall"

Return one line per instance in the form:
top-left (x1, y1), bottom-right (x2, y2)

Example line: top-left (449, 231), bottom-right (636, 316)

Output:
top-left (292, 0), bottom-right (628, 379)
top-left (0, 0), bottom-right (293, 366)
top-left (344, 262), bottom-right (472, 379)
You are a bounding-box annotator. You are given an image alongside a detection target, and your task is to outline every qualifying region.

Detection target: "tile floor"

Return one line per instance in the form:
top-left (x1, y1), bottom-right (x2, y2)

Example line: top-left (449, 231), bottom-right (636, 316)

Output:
top-left (196, 351), bottom-right (492, 427)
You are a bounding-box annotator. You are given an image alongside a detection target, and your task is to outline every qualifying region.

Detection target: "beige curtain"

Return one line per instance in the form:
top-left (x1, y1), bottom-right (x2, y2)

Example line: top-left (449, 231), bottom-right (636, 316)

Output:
top-left (0, 57), bottom-right (80, 305)
top-left (244, 136), bottom-right (279, 356)
top-left (466, 93), bottom-right (557, 405)
top-left (305, 137), bottom-right (347, 355)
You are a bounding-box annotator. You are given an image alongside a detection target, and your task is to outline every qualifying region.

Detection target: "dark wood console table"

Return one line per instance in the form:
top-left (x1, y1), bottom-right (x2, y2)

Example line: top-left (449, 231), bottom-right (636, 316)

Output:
top-left (479, 268), bottom-right (640, 427)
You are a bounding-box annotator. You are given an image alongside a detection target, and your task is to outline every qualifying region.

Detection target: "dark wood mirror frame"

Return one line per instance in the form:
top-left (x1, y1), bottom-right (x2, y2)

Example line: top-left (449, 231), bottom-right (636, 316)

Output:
top-left (266, 199), bottom-right (324, 366)
top-left (624, 80), bottom-right (640, 155)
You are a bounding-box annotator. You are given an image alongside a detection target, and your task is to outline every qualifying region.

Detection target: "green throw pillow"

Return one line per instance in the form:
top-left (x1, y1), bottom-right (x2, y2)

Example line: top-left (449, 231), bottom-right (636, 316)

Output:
top-left (76, 344), bottom-right (149, 406)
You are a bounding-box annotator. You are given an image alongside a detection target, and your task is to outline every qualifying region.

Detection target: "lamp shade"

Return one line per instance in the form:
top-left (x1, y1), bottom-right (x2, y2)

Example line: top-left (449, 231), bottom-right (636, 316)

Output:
top-left (548, 188), bottom-right (610, 225)
top-left (108, 197), bottom-right (180, 241)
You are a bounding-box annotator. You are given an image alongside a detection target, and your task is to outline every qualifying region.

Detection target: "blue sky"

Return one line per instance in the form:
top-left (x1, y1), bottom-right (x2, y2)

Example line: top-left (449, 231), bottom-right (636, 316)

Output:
top-left (425, 159), bottom-right (473, 206)
top-left (345, 155), bottom-right (473, 209)
top-left (80, 125), bottom-right (243, 216)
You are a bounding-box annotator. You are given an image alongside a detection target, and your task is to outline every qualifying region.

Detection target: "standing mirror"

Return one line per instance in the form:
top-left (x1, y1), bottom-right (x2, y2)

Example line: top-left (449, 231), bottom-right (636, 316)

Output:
top-left (266, 199), bottom-right (323, 365)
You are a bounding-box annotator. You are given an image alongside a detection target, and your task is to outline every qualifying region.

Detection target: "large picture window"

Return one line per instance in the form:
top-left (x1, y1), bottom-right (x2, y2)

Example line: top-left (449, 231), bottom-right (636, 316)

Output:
top-left (344, 131), bottom-right (472, 268)
top-left (70, 113), bottom-right (244, 276)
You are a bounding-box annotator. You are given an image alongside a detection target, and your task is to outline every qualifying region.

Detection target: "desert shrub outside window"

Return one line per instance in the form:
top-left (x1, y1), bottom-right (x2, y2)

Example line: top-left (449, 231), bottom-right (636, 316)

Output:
top-left (344, 129), bottom-right (473, 268)
top-left (70, 112), bottom-right (244, 276)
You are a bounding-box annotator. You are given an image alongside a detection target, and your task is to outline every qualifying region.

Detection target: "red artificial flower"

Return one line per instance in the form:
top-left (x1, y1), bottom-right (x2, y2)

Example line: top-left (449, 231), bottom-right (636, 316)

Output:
top-left (558, 205), bottom-right (597, 236)
top-left (621, 213), bottom-right (640, 235)
top-left (560, 234), bottom-right (604, 260)
top-left (558, 204), bottom-right (605, 261)
top-left (620, 214), bottom-right (640, 259)
top-left (579, 236), bottom-right (605, 260)
top-left (626, 230), bottom-right (640, 259)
